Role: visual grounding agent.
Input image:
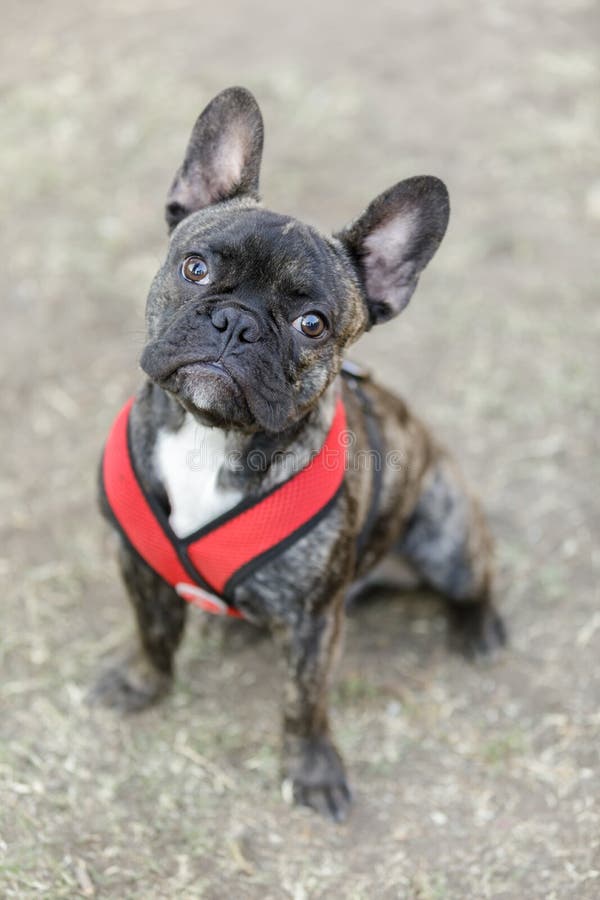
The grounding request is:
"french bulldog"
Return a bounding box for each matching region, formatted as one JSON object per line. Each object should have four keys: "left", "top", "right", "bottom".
{"left": 93, "top": 86, "right": 506, "bottom": 822}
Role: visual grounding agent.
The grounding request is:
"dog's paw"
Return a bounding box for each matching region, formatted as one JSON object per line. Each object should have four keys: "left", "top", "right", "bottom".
{"left": 87, "top": 651, "right": 171, "bottom": 713}
{"left": 282, "top": 735, "right": 352, "bottom": 823}
{"left": 448, "top": 600, "right": 507, "bottom": 662}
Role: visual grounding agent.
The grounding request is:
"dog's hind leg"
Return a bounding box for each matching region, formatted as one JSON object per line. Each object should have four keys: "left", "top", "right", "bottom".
{"left": 395, "top": 455, "right": 506, "bottom": 660}
{"left": 89, "top": 542, "right": 188, "bottom": 712}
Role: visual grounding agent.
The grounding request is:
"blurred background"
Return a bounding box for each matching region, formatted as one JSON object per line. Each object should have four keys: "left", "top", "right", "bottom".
{"left": 1, "top": 0, "right": 599, "bottom": 896}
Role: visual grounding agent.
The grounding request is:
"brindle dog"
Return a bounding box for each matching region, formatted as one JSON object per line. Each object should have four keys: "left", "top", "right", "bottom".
{"left": 92, "top": 87, "right": 506, "bottom": 822}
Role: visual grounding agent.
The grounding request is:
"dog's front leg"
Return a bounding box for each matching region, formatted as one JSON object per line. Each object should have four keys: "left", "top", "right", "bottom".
{"left": 89, "top": 543, "right": 187, "bottom": 712}
{"left": 273, "top": 590, "right": 351, "bottom": 822}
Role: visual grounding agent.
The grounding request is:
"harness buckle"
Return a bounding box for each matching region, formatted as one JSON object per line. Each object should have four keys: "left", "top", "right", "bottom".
{"left": 175, "top": 582, "right": 230, "bottom": 616}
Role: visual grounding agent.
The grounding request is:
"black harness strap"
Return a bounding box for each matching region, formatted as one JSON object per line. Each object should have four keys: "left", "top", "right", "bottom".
{"left": 341, "top": 361, "right": 385, "bottom": 560}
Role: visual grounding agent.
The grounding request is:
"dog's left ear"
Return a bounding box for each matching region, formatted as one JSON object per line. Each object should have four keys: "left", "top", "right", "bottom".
{"left": 165, "top": 86, "right": 264, "bottom": 232}
{"left": 337, "top": 176, "right": 450, "bottom": 325}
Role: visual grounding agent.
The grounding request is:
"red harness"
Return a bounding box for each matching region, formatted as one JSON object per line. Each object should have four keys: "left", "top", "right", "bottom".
{"left": 102, "top": 397, "right": 347, "bottom": 618}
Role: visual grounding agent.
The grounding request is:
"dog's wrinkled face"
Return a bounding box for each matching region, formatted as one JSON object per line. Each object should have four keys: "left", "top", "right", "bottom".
{"left": 141, "top": 201, "right": 366, "bottom": 432}
{"left": 140, "top": 87, "right": 450, "bottom": 433}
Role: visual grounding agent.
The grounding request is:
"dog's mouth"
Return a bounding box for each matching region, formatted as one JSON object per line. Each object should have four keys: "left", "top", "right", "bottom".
{"left": 157, "top": 358, "right": 258, "bottom": 429}
{"left": 175, "top": 359, "right": 233, "bottom": 380}
{"left": 142, "top": 352, "right": 237, "bottom": 393}
{"left": 140, "top": 343, "right": 295, "bottom": 433}
{"left": 164, "top": 358, "right": 241, "bottom": 398}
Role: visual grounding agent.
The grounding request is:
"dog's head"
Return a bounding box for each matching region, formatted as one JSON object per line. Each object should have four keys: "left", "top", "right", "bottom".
{"left": 140, "top": 87, "right": 450, "bottom": 432}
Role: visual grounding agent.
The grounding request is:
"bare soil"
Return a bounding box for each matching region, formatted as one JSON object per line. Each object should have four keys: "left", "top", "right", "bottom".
{"left": 1, "top": 0, "right": 599, "bottom": 897}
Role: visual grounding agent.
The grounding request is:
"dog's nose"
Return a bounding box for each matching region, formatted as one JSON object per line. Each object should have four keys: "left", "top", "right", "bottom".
{"left": 209, "top": 306, "right": 260, "bottom": 344}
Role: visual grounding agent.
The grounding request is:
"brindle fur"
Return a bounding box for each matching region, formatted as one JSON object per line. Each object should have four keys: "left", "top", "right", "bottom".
{"left": 91, "top": 87, "right": 506, "bottom": 822}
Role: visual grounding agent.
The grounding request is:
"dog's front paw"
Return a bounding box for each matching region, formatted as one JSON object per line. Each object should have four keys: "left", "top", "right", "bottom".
{"left": 87, "top": 650, "right": 172, "bottom": 713}
{"left": 282, "top": 735, "right": 352, "bottom": 823}
{"left": 448, "top": 600, "right": 507, "bottom": 662}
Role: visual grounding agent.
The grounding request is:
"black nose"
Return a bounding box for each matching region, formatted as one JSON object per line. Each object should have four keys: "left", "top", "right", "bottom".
{"left": 209, "top": 306, "right": 260, "bottom": 344}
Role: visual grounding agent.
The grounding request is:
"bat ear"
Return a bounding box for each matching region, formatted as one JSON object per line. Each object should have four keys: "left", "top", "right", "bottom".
{"left": 165, "top": 86, "right": 264, "bottom": 232}
{"left": 337, "top": 176, "right": 450, "bottom": 324}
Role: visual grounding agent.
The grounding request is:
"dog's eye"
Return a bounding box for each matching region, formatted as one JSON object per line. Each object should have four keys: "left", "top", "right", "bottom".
{"left": 292, "top": 312, "right": 328, "bottom": 338}
{"left": 181, "top": 255, "right": 210, "bottom": 284}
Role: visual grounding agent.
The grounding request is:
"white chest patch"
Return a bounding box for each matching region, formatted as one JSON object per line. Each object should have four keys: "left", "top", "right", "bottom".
{"left": 154, "top": 414, "right": 243, "bottom": 538}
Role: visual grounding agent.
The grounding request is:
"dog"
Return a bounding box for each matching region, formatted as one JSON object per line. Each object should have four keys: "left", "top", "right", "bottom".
{"left": 92, "top": 86, "right": 506, "bottom": 822}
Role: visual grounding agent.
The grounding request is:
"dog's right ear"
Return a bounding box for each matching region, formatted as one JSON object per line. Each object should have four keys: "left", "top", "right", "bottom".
{"left": 165, "top": 87, "right": 264, "bottom": 232}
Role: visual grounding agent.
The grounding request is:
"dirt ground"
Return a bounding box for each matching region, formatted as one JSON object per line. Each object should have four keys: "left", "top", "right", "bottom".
{"left": 1, "top": 0, "right": 599, "bottom": 897}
